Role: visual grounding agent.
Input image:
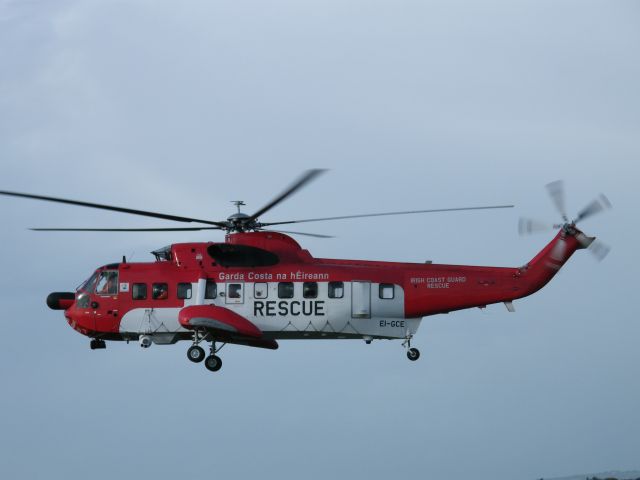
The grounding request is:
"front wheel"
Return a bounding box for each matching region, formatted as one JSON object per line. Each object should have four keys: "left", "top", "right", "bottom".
{"left": 187, "top": 345, "right": 206, "bottom": 363}
{"left": 90, "top": 339, "right": 106, "bottom": 350}
{"left": 407, "top": 348, "right": 420, "bottom": 361}
{"left": 204, "top": 355, "right": 222, "bottom": 372}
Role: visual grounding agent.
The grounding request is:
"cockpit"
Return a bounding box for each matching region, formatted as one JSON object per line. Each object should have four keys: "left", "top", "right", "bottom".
{"left": 75, "top": 266, "right": 120, "bottom": 308}
{"left": 95, "top": 271, "right": 118, "bottom": 295}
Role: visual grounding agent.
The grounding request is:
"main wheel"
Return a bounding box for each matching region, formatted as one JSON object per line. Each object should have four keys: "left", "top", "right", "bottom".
{"left": 407, "top": 347, "right": 420, "bottom": 361}
{"left": 204, "top": 355, "right": 223, "bottom": 372}
{"left": 187, "top": 345, "right": 206, "bottom": 363}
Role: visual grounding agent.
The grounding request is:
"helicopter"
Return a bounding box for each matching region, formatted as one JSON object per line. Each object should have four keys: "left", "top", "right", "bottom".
{"left": 0, "top": 171, "right": 611, "bottom": 373}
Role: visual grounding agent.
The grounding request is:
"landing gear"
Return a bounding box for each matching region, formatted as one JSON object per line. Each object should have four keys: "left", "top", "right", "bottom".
{"left": 187, "top": 345, "right": 206, "bottom": 363}
{"left": 192, "top": 338, "right": 225, "bottom": 373}
{"left": 187, "top": 329, "right": 208, "bottom": 365}
{"left": 90, "top": 339, "right": 106, "bottom": 350}
{"left": 204, "top": 355, "right": 222, "bottom": 372}
{"left": 402, "top": 336, "right": 420, "bottom": 362}
{"left": 407, "top": 347, "right": 420, "bottom": 361}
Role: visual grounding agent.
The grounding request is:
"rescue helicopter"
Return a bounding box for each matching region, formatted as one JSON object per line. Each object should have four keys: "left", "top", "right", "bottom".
{"left": 0, "top": 171, "right": 611, "bottom": 373}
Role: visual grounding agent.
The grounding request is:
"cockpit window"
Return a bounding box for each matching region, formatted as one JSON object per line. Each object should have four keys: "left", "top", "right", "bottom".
{"left": 77, "top": 272, "right": 98, "bottom": 292}
{"left": 95, "top": 271, "right": 118, "bottom": 295}
{"left": 76, "top": 292, "right": 90, "bottom": 308}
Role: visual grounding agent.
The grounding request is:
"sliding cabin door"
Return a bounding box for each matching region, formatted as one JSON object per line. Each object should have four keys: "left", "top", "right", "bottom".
{"left": 351, "top": 281, "right": 371, "bottom": 319}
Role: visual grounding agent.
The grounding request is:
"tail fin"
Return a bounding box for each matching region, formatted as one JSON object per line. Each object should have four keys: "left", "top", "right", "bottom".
{"left": 516, "top": 226, "right": 594, "bottom": 297}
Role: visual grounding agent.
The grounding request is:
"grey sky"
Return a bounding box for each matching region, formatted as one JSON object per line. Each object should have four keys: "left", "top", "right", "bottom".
{"left": 1, "top": 1, "right": 639, "bottom": 479}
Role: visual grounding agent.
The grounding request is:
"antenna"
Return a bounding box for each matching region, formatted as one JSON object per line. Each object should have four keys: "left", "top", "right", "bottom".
{"left": 231, "top": 201, "right": 246, "bottom": 214}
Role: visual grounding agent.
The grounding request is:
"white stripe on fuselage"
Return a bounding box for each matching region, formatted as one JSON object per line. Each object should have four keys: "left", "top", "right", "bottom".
{"left": 119, "top": 281, "right": 419, "bottom": 340}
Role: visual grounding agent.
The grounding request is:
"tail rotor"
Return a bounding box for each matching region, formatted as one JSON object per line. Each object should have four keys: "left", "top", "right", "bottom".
{"left": 519, "top": 181, "right": 612, "bottom": 262}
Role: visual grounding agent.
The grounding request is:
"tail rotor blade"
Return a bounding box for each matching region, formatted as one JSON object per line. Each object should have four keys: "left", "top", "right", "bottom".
{"left": 545, "top": 180, "right": 568, "bottom": 222}
{"left": 518, "top": 217, "right": 554, "bottom": 235}
{"left": 574, "top": 194, "right": 612, "bottom": 223}
{"left": 588, "top": 240, "right": 611, "bottom": 262}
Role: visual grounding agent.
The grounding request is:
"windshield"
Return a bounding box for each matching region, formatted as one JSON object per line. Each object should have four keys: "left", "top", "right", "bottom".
{"left": 77, "top": 271, "right": 98, "bottom": 292}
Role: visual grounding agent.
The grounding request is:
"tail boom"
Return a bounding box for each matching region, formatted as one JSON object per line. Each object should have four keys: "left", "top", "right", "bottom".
{"left": 405, "top": 228, "right": 592, "bottom": 317}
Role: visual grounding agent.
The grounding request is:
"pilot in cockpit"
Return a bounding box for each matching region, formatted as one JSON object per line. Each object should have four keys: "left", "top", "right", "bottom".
{"left": 97, "top": 271, "right": 118, "bottom": 295}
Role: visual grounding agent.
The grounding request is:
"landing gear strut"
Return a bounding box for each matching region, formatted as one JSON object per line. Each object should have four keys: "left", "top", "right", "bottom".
{"left": 187, "top": 329, "right": 207, "bottom": 363}
{"left": 90, "top": 339, "right": 106, "bottom": 350}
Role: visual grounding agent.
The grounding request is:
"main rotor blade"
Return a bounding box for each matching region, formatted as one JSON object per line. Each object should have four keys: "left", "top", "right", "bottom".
{"left": 262, "top": 229, "right": 334, "bottom": 239}
{"left": 262, "top": 205, "right": 514, "bottom": 227}
{"left": 0, "top": 190, "right": 227, "bottom": 227}
{"left": 249, "top": 169, "right": 326, "bottom": 221}
{"left": 30, "top": 227, "right": 224, "bottom": 232}
{"left": 545, "top": 180, "right": 568, "bottom": 222}
{"left": 574, "top": 194, "right": 612, "bottom": 223}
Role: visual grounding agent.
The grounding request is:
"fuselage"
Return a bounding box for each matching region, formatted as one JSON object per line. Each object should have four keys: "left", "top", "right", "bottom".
{"left": 59, "top": 229, "right": 588, "bottom": 346}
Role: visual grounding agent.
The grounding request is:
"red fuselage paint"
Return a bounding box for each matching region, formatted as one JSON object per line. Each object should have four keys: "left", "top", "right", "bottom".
{"left": 60, "top": 229, "right": 585, "bottom": 339}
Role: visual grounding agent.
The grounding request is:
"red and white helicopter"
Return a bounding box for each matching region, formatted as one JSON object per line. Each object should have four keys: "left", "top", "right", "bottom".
{"left": 0, "top": 171, "right": 610, "bottom": 372}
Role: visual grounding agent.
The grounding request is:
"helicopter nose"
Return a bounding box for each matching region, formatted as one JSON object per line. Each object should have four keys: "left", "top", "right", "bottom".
{"left": 46, "top": 292, "right": 75, "bottom": 310}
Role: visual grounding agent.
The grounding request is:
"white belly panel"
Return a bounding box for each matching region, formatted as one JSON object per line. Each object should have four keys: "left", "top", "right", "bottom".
{"left": 119, "top": 308, "right": 185, "bottom": 334}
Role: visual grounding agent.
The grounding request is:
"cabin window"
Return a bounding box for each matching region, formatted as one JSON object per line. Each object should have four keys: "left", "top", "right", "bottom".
{"left": 254, "top": 282, "right": 268, "bottom": 299}
{"left": 205, "top": 280, "right": 217, "bottom": 299}
{"left": 228, "top": 283, "right": 242, "bottom": 299}
{"left": 278, "top": 282, "right": 294, "bottom": 299}
{"left": 177, "top": 283, "right": 192, "bottom": 300}
{"left": 95, "top": 271, "right": 118, "bottom": 295}
{"left": 303, "top": 282, "right": 318, "bottom": 299}
{"left": 379, "top": 283, "right": 395, "bottom": 299}
{"left": 132, "top": 283, "right": 147, "bottom": 300}
{"left": 152, "top": 283, "right": 169, "bottom": 300}
{"left": 328, "top": 281, "right": 344, "bottom": 299}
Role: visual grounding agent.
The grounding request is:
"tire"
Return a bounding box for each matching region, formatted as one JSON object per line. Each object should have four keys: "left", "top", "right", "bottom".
{"left": 187, "top": 345, "right": 206, "bottom": 363}
{"left": 204, "top": 355, "right": 222, "bottom": 372}
{"left": 407, "top": 347, "right": 420, "bottom": 361}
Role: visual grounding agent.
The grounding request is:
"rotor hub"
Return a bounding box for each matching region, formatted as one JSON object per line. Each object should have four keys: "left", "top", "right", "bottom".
{"left": 226, "top": 212, "right": 251, "bottom": 222}
{"left": 225, "top": 212, "right": 260, "bottom": 232}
